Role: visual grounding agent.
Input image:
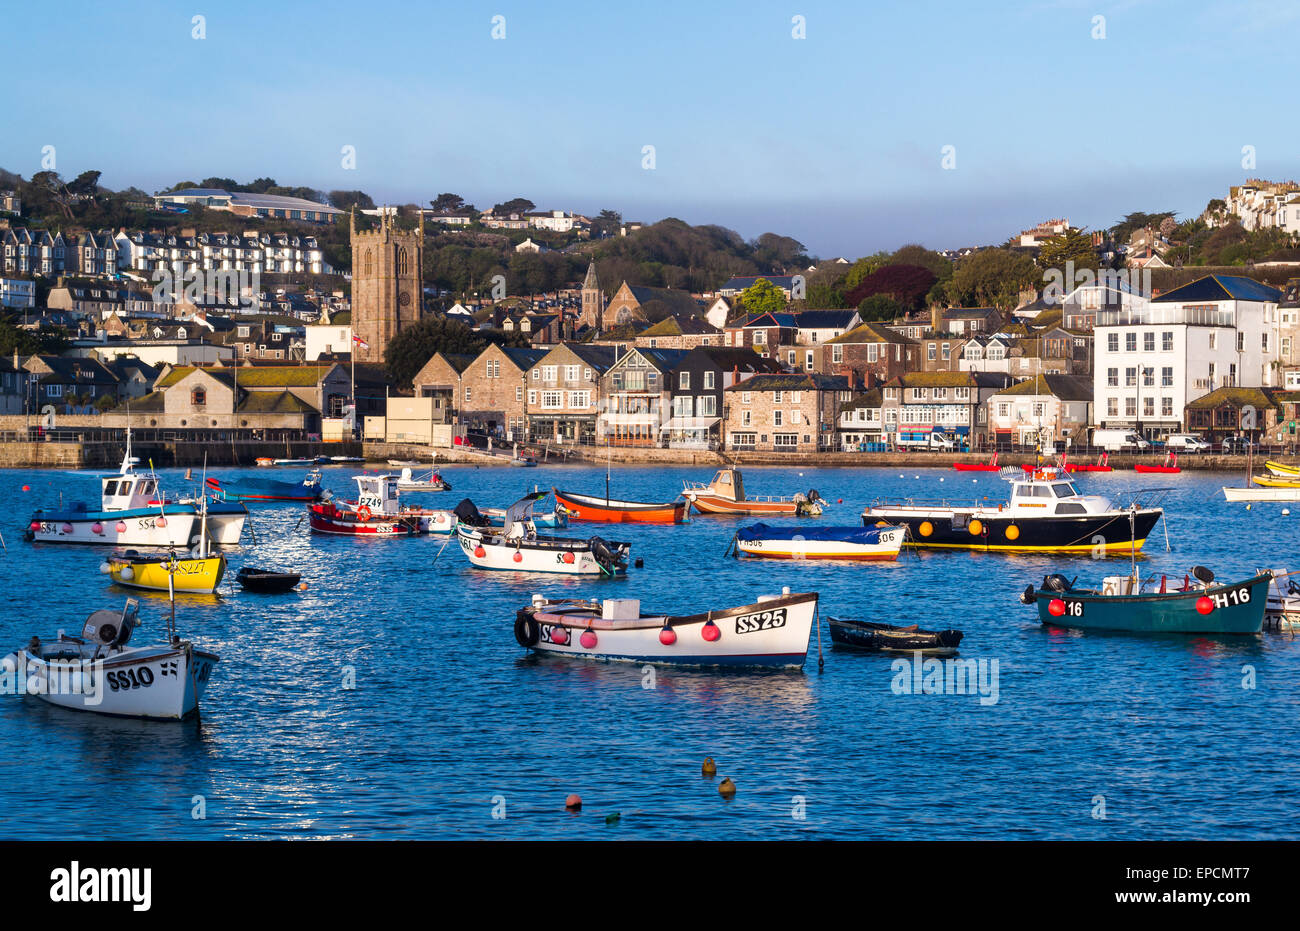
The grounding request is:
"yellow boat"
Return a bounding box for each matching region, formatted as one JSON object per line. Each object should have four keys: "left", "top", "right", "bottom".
{"left": 1265, "top": 460, "right": 1300, "bottom": 477}
{"left": 1253, "top": 475, "right": 1300, "bottom": 489}
{"left": 102, "top": 550, "right": 227, "bottom": 594}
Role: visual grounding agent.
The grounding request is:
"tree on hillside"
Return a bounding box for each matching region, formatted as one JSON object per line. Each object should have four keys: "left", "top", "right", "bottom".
{"left": 66, "top": 170, "right": 102, "bottom": 197}
{"left": 751, "top": 232, "right": 809, "bottom": 272}
{"left": 1111, "top": 211, "right": 1175, "bottom": 244}
{"left": 739, "top": 277, "right": 786, "bottom": 316}
{"left": 944, "top": 249, "right": 1039, "bottom": 309}
{"left": 493, "top": 197, "right": 535, "bottom": 216}
{"left": 591, "top": 208, "right": 622, "bottom": 238}
{"left": 383, "top": 317, "right": 531, "bottom": 386}
{"left": 844, "top": 264, "right": 937, "bottom": 313}
{"left": 199, "top": 177, "right": 239, "bottom": 190}
{"left": 431, "top": 193, "right": 467, "bottom": 213}
{"left": 856, "top": 294, "right": 906, "bottom": 323}
{"left": 331, "top": 190, "right": 375, "bottom": 211}
{"left": 842, "top": 252, "right": 893, "bottom": 292}
{"left": 1037, "top": 228, "right": 1099, "bottom": 274}
{"left": 889, "top": 244, "right": 952, "bottom": 279}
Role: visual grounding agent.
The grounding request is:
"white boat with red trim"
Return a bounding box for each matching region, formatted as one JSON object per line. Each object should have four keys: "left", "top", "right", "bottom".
{"left": 513, "top": 588, "right": 818, "bottom": 668}
{"left": 308, "top": 474, "right": 436, "bottom": 536}
{"left": 453, "top": 493, "right": 629, "bottom": 575}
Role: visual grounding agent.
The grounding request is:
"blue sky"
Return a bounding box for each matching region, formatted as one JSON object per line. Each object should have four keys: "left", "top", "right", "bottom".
{"left": 4, "top": 0, "right": 1299, "bottom": 256}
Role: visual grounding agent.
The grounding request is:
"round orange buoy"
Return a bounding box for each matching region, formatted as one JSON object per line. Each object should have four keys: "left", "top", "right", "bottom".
{"left": 580, "top": 629, "right": 597, "bottom": 649}
{"left": 473, "top": 546, "right": 486, "bottom": 558}
{"left": 297, "top": 582, "right": 309, "bottom": 592}
{"left": 21, "top": 485, "right": 29, "bottom": 492}
{"left": 512, "top": 551, "right": 523, "bottom": 563}
{"left": 1196, "top": 596, "right": 1214, "bottom": 615}
{"left": 565, "top": 794, "right": 582, "bottom": 810}
{"left": 718, "top": 777, "right": 736, "bottom": 797}
{"left": 968, "top": 519, "right": 983, "bottom": 536}
{"left": 1048, "top": 598, "right": 1066, "bottom": 617}
{"left": 701, "top": 757, "right": 717, "bottom": 776}
{"left": 919, "top": 521, "right": 933, "bottom": 537}
{"left": 562, "top": 551, "right": 575, "bottom": 564}
{"left": 1006, "top": 524, "right": 1020, "bottom": 541}
{"left": 837, "top": 498, "right": 843, "bottom": 504}
{"left": 156, "top": 517, "right": 167, "bottom": 528}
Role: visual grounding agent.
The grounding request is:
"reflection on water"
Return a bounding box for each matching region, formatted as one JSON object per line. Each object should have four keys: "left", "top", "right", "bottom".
{"left": 1, "top": 464, "right": 1298, "bottom": 839}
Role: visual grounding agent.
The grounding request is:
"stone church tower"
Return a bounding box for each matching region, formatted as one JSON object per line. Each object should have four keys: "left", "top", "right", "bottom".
{"left": 580, "top": 260, "right": 604, "bottom": 331}
{"left": 350, "top": 208, "right": 424, "bottom": 363}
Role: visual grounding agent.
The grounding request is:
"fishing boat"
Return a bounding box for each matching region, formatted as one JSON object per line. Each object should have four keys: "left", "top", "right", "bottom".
{"left": 510, "top": 455, "right": 537, "bottom": 467}
{"left": 205, "top": 469, "right": 322, "bottom": 502}
{"left": 732, "top": 523, "right": 905, "bottom": 561}
{"left": 861, "top": 465, "right": 1166, "bottom": 554}
{"left": 387, "top": 459, "right": 424, "bottom": 468}
{"left": 453, "top": 493, "right": 629, "bottom": 576}
{"left": 24, "top": 435, "right": 247, "bottom": 547}
{"left": 1265, "top": 460, "right": 1300, "bottom": 478}
{"left": 330, "top": 456, "right": 364, "bottom": 463}
{"left": 1223, "top": 484, "right": 1300, "bottom": 502}
{"left": 102, "top": 549, "right": 226, "bottom": 594}
{"left": 682, "top": 468, "right": 825, "bottom": 516}
{"left": 236, "top": 566, "right": 303, "bottom": 593}
{"left": 481, "top": 499, "right": 568, "bottom": 528}
{"left": 255, "top": 458, "right": 275, "bottom": 467}
{"left": 953, "top": 453, "right": 1000, "bottom": 472}
{"left": 1265, "top": 569, "right": 1300, "bottom": 630}
{"left": 395, "top": 467, "right": 451, "bottom": 492}
{"left": 1135, "top": 452, "right": 1181, "bottom": 474}
{"left": 1, "top": 598, "right": 219, "bottom": 720}
{"left": 308, "top": 474, "right": 452, "bottom": 536}
{"left": 1019, "top": 565, "right": 1270, "bottom": 634}
{"left": 1251, "top": 475, "right": 1300, "bottom": 488}
{"left": 513, "top": 588, "right": 819, "bottom": 668}
{"left": 827, "top": 617, "right": 963, "bottom": 654}
{"left": 273, "top": 457, "right": 317, "bottom": 467}
{"left": 553, "top": 488, "right": 687, "bottom": 524}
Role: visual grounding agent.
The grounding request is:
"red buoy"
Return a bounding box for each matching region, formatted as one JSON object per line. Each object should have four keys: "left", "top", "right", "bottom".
{"left": 701, "top": 620, "right": 721, "bottom": 642}
{"left": 512, "top": 551, "right": 523, "bottom": 563}
{"left": 565, "top": 794, "right": 582, "bottom": 810}
{"left": 474, "top": 546, "right": 486, "bottom": 558}
{"left": 61, "top": 523, "right": 73, "bottom": 534}
{"left": 659, "top": 625, "right": 677, "bottom": 645}
{"left": 551, "top": 626, "right": 569, "bottom": 645}
{"left": 29, "top": 521, "right": 40, "bottom": 532}
{"left": 1048, "top": 598, "right": 1066, "bottom": 617}
{"left": 21, "top": 485, "right": 29, "bottom": 492}
{"left": 156, "top": 517, "right": 167, "bottom": 528}
{"left": 1196, "top": 596, "right": 1214, "bottom": 615}
{"left": 562, "top": 551, "right": 575, "bottom": 564}
{"left": 116, "top": 521, "right": 127, "bottom": 533}
{"left": 92, "top": 523, "right": 103, "bottom": 535}
{"left": 580, "top": 629, "right": 597, "bottom": 649}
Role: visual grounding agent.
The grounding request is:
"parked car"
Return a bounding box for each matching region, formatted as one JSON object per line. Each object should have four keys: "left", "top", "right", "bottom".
{"left": 1164, "top": 433, "right": 1211, "bottom": 452}
{"left": 1221, "top": 436, "right": 1259, "bottom": 453}
{"left": 1092, "top": 429, "right": 1152, "bottom": 452}
{"left": 895, "top": 432, "right": 958, "bottom": 451}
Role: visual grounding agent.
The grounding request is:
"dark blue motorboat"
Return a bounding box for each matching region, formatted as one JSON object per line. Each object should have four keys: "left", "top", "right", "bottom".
{"left": 205, "top": 470, "right": 323, "bottom": 502}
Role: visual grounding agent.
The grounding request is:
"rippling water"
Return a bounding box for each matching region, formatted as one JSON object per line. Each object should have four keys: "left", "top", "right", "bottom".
{"left": 0, "top": 462, "right": 1296, "bottom": 840}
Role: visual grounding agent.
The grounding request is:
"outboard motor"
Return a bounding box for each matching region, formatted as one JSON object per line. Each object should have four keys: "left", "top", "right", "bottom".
{"left": 452, "top": 498, "right": 490, "bottom": 527}
{"left": 588, "top": 536, "right": 624, "bottom": 574}
{"left": 1043, "top": 574, "right": 1072, "bottom": 593}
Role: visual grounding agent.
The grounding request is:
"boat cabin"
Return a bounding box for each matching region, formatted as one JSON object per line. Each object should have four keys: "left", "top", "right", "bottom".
{"left": 704, "top": 469, "right": 746, "bottom": 502}
{"left": 100, "top": 468, "right": 161, "bottom": 512}
{"left": 352, "top": 474, "right": 401, "bottom": 517}
{"left": 1005, "top": 470, "right": 1102, "bottom": 516}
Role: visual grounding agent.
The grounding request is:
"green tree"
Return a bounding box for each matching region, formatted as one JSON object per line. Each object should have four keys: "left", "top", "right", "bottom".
{"left": 492, "top": 197, "right": 535, "bottom": 216}
{"left": 945, "top": 249, "right": 1039, "bottom": 309}
{"left": 330, "top": 190, "right": 375, "bottom": 211}
{"left": 430, "top": 193, "right": 467, "bottom": 213}
{"left": 1037, "top": 228, "right": 1099, "bottom": 275}
{"left": 842, "top": 252, "right": 892, "bottom": 292}
{"left": 739, "top": 277, "right": 786, "bottom": 316}
{"left": 591, "top": 209, "right": 622, "bottom": 237}
{"left": 856, "top": 294, "right": 905, "bottom": 322}
{"left": 382, "top": 317, "right": 529, "bottom": 387}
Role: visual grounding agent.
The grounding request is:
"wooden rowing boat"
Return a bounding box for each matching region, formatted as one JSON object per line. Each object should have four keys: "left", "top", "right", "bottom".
{"left": 552, "top": 488, "right": 687, "bottom": 524}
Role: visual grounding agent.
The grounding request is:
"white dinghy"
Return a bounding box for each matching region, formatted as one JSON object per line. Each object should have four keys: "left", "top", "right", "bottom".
{"left": 454, "top": 493, "right": 629, "bottom": 576}
{"left": 513, "top": 588, "right": 819, "bottom": 668}
{"left": 1, "top": 598, "right": 219, "bottom": 720}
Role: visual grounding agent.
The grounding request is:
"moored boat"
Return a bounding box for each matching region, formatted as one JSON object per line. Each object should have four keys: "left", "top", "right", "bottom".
{"left": 395, "top": 467, "right": 451, "bottom": 492}
{"left": 1135, "top": 452, "right": 1180, "bottom": 473}
{"left": 236, "top": 566, "right": 303, "bottom": 593}
{"left": 682, "top": 468, "right": 824, "bottom": 516}
{"left": 862, "top": 466, "right": 1166, "bottom": 555}
{"left": 1265, "top": 460, "right": 1300, "bottom": 478}
{"left": 1019, "top": 566, "right": 1270, "bottom": 634}
{"left": 307, "top": 474, "right": 426, "bottom": 536}
{"left": 453, "top": 494, "right": 629, "bottom": 575}
{"left": 273, "top": 458, "right": 318, "bottom": 467}
{"left": 1251, "top": 475, "right": 1300, "bottom": 488}
{"left": 1222, "top": 484, "right": 1300, "bottom": 502}
{"left": 827, "top": 617, "right": 963, "bottom": 654}
{"left": 1265, "top": 569, "right": 1300, "bottom": 630}
{"left": 205, "top": 470, "right": 322, "bottom": 502}
{"left": 733, "top": 523, "right": 904, "bottom": 561}
{"left": 514, "top": 589, "right": 819, "bottom": 668}
{"left": 102, "top": 549, "right": 226, "bottom": 594}
{"left": 1, "top": 599, "right": 219, "bottom": 720}
{"left": 953, "top": 453, "right": 1000, "bottom": 472}
{"left": 553, "top": 487, "right": 687, "bottom": 524}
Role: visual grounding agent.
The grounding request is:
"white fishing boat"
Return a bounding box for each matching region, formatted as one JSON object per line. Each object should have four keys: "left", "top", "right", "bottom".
{"left": 396, "top": 467, "right": 451, "bottom": 492}
{"left": 1, "top": 599, "right": 219, "bottom": 720}
{"left": 453, "top": 493, "right": 629, "bottom": 575}
{"left": 24, "top": 433, "right": 246, "bottom": 547}
{"left": 513, "top": 589, "right": 819, "bottom": 668}
{"left": 1266, "top": 569, "right": 1300, "bottom": 630}
{"left": 1222, "top": 485, "right": 1300, "bottom": 502}
{"left": 308, "top": 474, "right": 454, "bottom": 536}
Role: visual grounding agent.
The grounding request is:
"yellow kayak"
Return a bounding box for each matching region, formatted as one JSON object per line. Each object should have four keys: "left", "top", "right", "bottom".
{"left": 1265, "top": 460, "right": 1300, "bottom": 477}
{"left": 1253, "top": 475, "right": 1300, "bottom": 489}
{"left": 102, "top": 551, "right": 227, "bottom": 594}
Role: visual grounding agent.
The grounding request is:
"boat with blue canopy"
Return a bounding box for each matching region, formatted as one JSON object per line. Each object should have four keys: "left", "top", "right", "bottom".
{"left": 732, "top": 523, "right": 905, "bottom": 561}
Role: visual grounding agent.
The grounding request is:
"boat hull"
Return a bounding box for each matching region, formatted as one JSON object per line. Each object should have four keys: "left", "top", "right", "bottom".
{"left": 106, "top": 554, "right": 226, "bottom": 594}
{"left": 827, "top": 617, "right": 963, "bottom": 654}
{"left": 1032, "top": 574, "right": 1270, "bottom": 634}
{"left": 456, "top": 526, "right": 626, "bottom": 575}
{"left": 862, "top": 507, "right": 1163, "bottom": 554}
{"left": 16, "top": 645, "right": 218, "bottom": 720}
{"left": 553, "top": 489, "right": 687, "bottom": 524}
{"left": 1134, "top": 465, "right": 1180, "bottom": 473}
{"left": 734, "top": 524, "right": 904, "bottom": 560}
{"left": 308, "top": 512, "right": 423, "bottom": 536}
{"left": 520, "top": 592, "right": 817, "bottom": 668}
{"left": 686, "top": 494, "right": 803, "bottom": 516}
{"left": 206, "top": 475, "right": 321, "bottom": 502}
{"left": 1223, "top": 485, "right": 1300, "bottom": 502}
{"left": 1265, "top": 460, "right": 1300, "bottom": 477}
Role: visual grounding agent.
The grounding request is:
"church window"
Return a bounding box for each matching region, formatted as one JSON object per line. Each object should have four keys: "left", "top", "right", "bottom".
{"left": 363, "top": 250, "right": 373, "bottom": 277}
{"left": 398, "top": 247, "right": 409, "bottom": 276}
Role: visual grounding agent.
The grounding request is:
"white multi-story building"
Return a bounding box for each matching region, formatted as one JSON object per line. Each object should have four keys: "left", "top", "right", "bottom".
{"left": 0, "top": 277, "right": 35, "bottom": 308}
{"left": 1217, "top": 181, "right": 1300, "bottom": 232}
{"left": 1093, "top": 275, "right": 1282, "bottom": 437}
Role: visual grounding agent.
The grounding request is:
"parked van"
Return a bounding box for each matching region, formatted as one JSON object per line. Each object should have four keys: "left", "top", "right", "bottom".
{"left": 895, "top": 432, "right": 958, "bottom": 451}
{"left": 1092, "top": 429, "right": 1152, "bottom": 452}
{"left": 1163, "top": 433, "right": 1211, "bottom": 452}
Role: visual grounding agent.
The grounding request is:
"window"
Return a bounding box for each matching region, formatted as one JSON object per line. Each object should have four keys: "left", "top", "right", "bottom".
{"left": 1107, "top": 398, "right": 1118, "bottom": 417}
{"left": 1107, "top": 367, "right": 1118, "bottom": 387}
{"left": 787, "top": 350, "right": 796, "bottom": 366}
{"left": 584, "top": 368, "right": 592, "bottom": 381}
{"left": 1236, "top": 332, "right": 1245, "bottom": 352}
{"left": 542, "top": 365, "right": 557, "bottom": 383}
{"left": 1209, "top": 332, "right": 1217, "bottom": 351}
{"left": 805, "top": 352, "right": 814, "bottom": 372}
{"left": 773, "top": 411, "right": 784, "bottom": 426}
{"left": 486, "top": 359, "right": 499, "bottom": 378}
{"left": 191, "top": 387, "right": 206, "bottom": 407}
{"left": 790, "top": 392, "right": 801, "bottom": 403}
{"left": 47, "top": 384, "right": 63, "bottom": 397}
{"left": 1162, "top": 331, "right": 1173, "bottom": 351}
{"left": 941, "top": 343, "right": 951, "bottom": 360}
{"left": 704, "top": 371, "right": 715, "bottom": 390}
{"left": 1229, "top": 363, "right": 1237, "bottom": 386}
{"left": 998, "top": 403, "right": 1010, "bottom": 417}
{"left": 528, "top": 390, "right": 537, "bottom": 405}
{"left": 699, "top": 395, "right": 717, "bottom": 416}
{"left": 1108, "top": 333, "right": 1119, "bottom": 352}
{"left": 1262, "top": 332, "right": 1269, "bottom": 352}
{"left": 532, "top": 368, "right": 539, "bottom": 381}
{"left": 568, "top": 391, "right": 589, "bottom": 408}
{"left": 741, "top": 410, "right": 752, "bottom": 426}
{"left": 730, "top": 432, "right": 756, "bottom": 447}
{"left": 1143, "top": 367, "right": 1154, "bottom": 387}
{"left": 752, "top": 330, "right": 766, "bottom": 345}
{"left": 955, "top": 387, "right": 969, "bottom": 400}
{"left": 1162, "top": 397, "right": 1173, "bottom": 417}
{"left": 1161, "top": 366, "right": 1173, "bottom": 387}
{"left": 541, "top": 391, "right": 563, "bottom": 409}
{"left": 832, "top": 345, "right": 843, "bottom": 364}
{"left": 1033, "top": 402, "right": 1045, "bottom": 418}
{"left": 1125, "top": 367, "right": 1136, "bottom": 387}
{"left": 934, "top": 388, "right": 946, "bottom": 400}
{"left": 565, "top": 365, "right": 580, "bottom": 382}
{"left": 516, "top": 386, "right": 523, "bottom": 401}
{"left": 928, "top": 345, "right": 936, "bottom": 361}
{"left": 679, "top": 372, "right": 690, "bottom": 390}
{"left": 464, "top": 387, "right": 472, "bottom": 402}
{"left": 742, "top": 392, "right": 751, "bottom": 404}
{"left": 773, "top": 434, "right": 799, "bottom": 449}
{"left": 774, "top": 391, "right": 782, "bottom": 402}
{"left": 1144, "top": 397, "right": 1155, "bottom": 417}
{"left": 867, "top": 344, "right": 878, "bottom": 363}
{"left": 912, "top": 388, "right": 924, "bottom": 400}
{"left": 1125, "top": 397, "right": 1136, "bottom": 416}
{"left": 1143, "top": 331, "right": 1155, "bottom": 352}
{"left": 1125, "top": 333, "right": 1137, "bottom": 352}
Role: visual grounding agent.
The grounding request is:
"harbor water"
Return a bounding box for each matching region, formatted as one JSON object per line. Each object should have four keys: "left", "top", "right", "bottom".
{"left": 0, "top": 463, "right": 1296, "bottom": 839}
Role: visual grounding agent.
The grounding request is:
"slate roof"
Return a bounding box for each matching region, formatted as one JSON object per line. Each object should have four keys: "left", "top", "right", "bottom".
{"left": 993, "top": 374, "right": 1093, "bottom": 401}
{"left": 1153, "top": 275, "right": 1282, "bottom": 304}
{"left": 561, "top": 343, "right": 620, "bottom": 373}
{"left": 637, "top": 315, "right": 721, "bottom": 337}
{"left": 681, "top": 346, "right": 784, "bottom": 373}
{"left": 1185, "top": 386, "right": 1281, "bottom": 412}
{"left": 827, "top": 322, "right": 917, "bottom": 345}
{"left": 794, "top": 309, "right": 858, "bottom": 329}
{"left": 726, "top": 373, "right": 849, "bottom": 392}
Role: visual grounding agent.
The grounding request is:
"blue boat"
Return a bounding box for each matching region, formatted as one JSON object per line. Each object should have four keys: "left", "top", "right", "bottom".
{"left": 205, "top": 470, "right": 323, "bottom": 502}
{"left": 1020, "top": 566, "right": 1270, "bottom": 634}
{"left": 732, "top": 523, "right": 905, "bottom": 561}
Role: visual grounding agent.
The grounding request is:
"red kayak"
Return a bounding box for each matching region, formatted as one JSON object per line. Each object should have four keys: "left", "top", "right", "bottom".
{"left": 553, "top": 488, "right": 687, "bottom": 524}
{"left": 954, "top": 454, "right": 999, "bottom": 472}
{"left": 1067, "top": 464, "right": 1113, "bottom": 472}
{"left": 1134, "top": 464, "right": 1181, "bottom": 474}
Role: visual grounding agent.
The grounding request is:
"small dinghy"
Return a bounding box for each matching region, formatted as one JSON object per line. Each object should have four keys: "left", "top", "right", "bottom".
{"left": 206, "top": 469, "right": 322, "bottom": 502}
{"left": 1265, "top": 460, "right": 1300, "bottom": 478}
{"left": 553, "top": 488, "right": 687, "bottom": 524}
{"left": 827, "top": 617, "right": 963, "bottom": 654}
{"left": 514, "top": 589, "right": 819, "bottom": 668}
{"left": 454, "top": 494, "right": 629, "bottom": 576}
{"left": 1020, "top": 565, "right": 1270, "bottom": 634}
{"left": 1, "top": 598, "right": 218, "bottom": 720}
{"left": 1135, "top": 452, "right": 1180, "bottom": 474}
{"left": 396, "top": 467, "right": 451, "bottom": 492}
{"left": 953, "top": 453, "right": 1000, "bottom": 472}
{"left": 273, "top": 458, "right": 317, "bottom": 467}
{"left": 236, "top": 566, "right": 303, "bottom": 593}
{"left": 733, "top": 523, "right": 905, "bottom": 561}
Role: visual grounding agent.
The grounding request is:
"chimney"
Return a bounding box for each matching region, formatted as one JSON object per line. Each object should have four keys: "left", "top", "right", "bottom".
{"left": 931, "top": 305, "right": 942, "bottom": 334}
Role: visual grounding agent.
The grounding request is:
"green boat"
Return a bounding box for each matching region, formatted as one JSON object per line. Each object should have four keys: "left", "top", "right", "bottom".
{"left": 1019, "top": 566, "right": 1270, "bottom": 634}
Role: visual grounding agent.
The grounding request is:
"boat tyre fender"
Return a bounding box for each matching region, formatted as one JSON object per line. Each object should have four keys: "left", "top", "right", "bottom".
{"left": 514, "top": 610, "right": 540, "bottom": 647}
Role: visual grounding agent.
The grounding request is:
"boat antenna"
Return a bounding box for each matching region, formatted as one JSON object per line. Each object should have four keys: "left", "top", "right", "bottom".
{"left": 1129, "top": 504, "right": 1138, "bottom": 581}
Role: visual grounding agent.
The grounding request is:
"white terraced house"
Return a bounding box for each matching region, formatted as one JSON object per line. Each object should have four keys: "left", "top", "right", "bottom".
{"left": 1092, "top": 275, "right": 1282, "bottom": 439}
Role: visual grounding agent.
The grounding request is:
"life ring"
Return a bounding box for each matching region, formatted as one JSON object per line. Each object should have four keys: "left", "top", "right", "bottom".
{"left": 514, "top": 611, "right": 540, "bottom": 647}
{"left": 357, "top": 505, "right": 372, "bottom": 522}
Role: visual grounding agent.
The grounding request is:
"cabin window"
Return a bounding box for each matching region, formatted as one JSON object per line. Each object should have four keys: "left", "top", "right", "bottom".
{"left": 1056, "top": 503, "right": 1086, "bottom": 514}
{"left": 103, "top": 480, "right": 119, "bottom": 496}
{"left": 139, "top": 480, "right": 155, "bottom": 496}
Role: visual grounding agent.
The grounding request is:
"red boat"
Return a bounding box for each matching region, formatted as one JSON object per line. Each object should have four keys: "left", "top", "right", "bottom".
{"left": 308, "top": 474, "right": 426, "bottom": 536}
{"left": 553, "top": 488, "right": 687, "bottom": 524}
{"left": 1024, "top": 453, "right": 1112, "bottom": 473}
{"left": 953, "top": 453, "right": 1000, "bottom": 472}
{"left": 1135, "top": 452, "right": 1180, "bottom": 474}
